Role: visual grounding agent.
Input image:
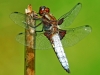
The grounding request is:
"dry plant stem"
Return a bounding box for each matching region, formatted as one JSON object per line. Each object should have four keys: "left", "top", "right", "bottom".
{"left": 25, "top": 12, "right": 36, "bottom": 75}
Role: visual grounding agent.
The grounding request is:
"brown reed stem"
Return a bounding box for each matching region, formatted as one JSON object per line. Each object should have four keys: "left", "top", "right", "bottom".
{"left": 24, "top": 5, "right": 38, "bottom": 75}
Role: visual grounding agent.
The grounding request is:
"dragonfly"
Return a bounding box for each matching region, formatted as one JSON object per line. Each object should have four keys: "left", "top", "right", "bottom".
{"left": 10, "top": 3, "right": 91, "bottom": 73}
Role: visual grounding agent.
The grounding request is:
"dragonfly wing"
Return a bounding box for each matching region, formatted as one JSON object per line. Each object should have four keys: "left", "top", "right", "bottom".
{"left": 16, "top": 31, "right": 52, "bottom": 50}
{"left": 36, "top": 32, "right": 52, "bottom": 50}
{"left": 16, "top": 32, "right": 26, "bottom": 46}
{"left": 58, "top": 3, "right": 82, "bottom": 29}
{"left": 61, "top": 25, "right": 92, "bottom": 47}
{"left": 10, "top": 12, "right": 27, "bottom": 29}
{"left": 15, "top": 25, "right": 91, "bottom": 49}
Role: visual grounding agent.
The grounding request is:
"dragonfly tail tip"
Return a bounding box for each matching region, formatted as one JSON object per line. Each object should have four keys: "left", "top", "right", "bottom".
{"left": 77, "top": 2, "right": 82, "bottom": 6}
{"left": 66, "top": 68, "right": 70, "bottom": 73}
{"left": 85, "top": 25, "right": 90, "bottom": 27}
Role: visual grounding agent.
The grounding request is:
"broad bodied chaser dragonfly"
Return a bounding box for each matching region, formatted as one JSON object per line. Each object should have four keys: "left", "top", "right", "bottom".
{"left": 10, "top": 3, "right": 91, "bottom": 73}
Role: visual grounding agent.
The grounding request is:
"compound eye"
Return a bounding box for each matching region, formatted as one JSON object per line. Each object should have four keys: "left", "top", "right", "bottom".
{"left": 39, "top": 6, "right": 50, "bottom": 15}
{"left": 45, "top": 8, "right": 50, "bottom": 13}
{"left": 39, "top": 10, "right": 43, "bottom": 15}
{"left": 39, "top": 8, "right": 44, "bottom": 15}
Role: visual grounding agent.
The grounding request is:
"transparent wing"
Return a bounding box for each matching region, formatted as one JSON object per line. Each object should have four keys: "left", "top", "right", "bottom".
{"left": 35, "top": 32, "right": 52, "bottom": 50}
{"left": 16, "top": 25, "right": 91, "bottom": 49}
{"left": 36, "top": 25, "right": 92, "bottom": 49}
{"left": 10, "top": 12, "right": 43, "bottom": 30}
{"left": 16, "top": 32, "right": 26, "bottom": 46}
{"left": 62, "top": 25, "right": 92, "bottom": 47}
{"left": 16, "top": 31, "right": 52, "bottom": 50}
{"left": 58, "top": 3, "right": 82, "bottom": 29}
{"left": 10, "top": 12, "right": 27, "bottom": 29}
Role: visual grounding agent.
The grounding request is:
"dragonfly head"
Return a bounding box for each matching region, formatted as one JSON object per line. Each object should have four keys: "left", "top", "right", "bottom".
{"left": 39, "top": 6, "right": 50, "bottom": 16}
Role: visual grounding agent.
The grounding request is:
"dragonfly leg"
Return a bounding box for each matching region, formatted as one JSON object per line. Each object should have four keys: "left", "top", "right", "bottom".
{"left": 36, "top": 29, "right": 43, "bottom": 32}
{"left": 36, "top": 25, "right": 44, "bottom": 32}
{"left": 35, "top": 22, "right": 42, "bottom": 28}
{"left": 30, "top": 22, "right": 42, "bottom": 28}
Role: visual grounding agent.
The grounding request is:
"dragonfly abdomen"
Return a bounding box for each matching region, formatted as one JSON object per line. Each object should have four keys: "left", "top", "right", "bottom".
{"left": 52, "top": 33, "right": 70, "bottom": 73}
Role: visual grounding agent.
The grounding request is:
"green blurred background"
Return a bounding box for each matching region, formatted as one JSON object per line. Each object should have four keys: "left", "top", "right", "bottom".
{"left": 0, "top": 0, "right": 100, "bottom": 75}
